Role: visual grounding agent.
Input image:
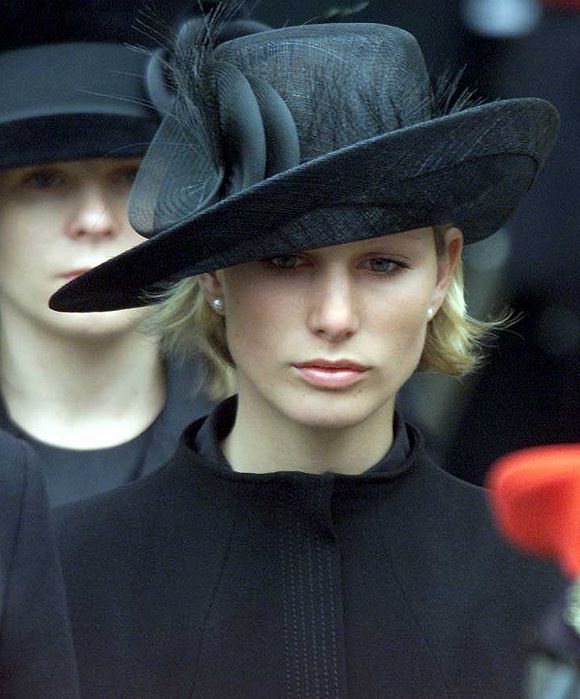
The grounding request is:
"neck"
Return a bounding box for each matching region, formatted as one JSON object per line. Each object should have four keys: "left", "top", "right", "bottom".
{"left": 0, "top": 312, "right": 165, "bottom": 449}
{"left": 221, "top": 391, "right": 395, "bottom": 476}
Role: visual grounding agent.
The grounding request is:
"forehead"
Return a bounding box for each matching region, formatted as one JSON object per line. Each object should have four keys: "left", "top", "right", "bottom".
{"left": 0, "top": 156, "right": 141, "bottom": 182}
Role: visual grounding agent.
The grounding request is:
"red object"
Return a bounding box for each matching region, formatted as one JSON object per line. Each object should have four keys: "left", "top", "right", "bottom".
{"left": 487, "top": 444, "right": 580, "bottom": 579}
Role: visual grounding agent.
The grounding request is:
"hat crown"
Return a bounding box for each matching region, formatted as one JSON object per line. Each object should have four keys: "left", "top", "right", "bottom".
{"left": 216, "top": 24, "right": 432, "bottom": 162}
{"left": 130, "top": 23, "right": 434, "bottom": 236}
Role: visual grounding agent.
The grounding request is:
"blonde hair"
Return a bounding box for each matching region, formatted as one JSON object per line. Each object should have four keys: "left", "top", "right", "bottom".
{"left": 144, "top": 225, "right": 506, "bottom": 399}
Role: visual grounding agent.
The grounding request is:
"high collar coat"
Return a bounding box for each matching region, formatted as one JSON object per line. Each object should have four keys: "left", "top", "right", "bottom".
{"left": 56, "top": 405, "right": 564, "bottom": 698}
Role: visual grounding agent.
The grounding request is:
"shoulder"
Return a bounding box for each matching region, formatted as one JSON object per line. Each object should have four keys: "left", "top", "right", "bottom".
{"left": 0, "top": 431, "right": 79, "bottom": 698}
{"left": 402, "top": 427, "right": 563, "bottom": 587}
{"left": 55, "top": 437, "right": 208, "bottom": 572}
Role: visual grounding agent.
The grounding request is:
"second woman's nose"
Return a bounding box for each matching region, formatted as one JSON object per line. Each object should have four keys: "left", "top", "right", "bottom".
{"left": 66, "top": 185, "right": 117, "bottom": 240}
{"left": 307, "top": 268, "right": 360, "bottom": 343}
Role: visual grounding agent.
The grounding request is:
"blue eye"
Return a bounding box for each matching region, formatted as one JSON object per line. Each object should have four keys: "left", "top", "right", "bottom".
{"left": 365, "top": 258, "right": 398, "bottom": 273}
{"left": 269, "top": 255, "right": 303, "bottom": 269}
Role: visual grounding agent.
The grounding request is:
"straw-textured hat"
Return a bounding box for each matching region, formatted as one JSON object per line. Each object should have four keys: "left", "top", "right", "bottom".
{"left": 50, "top": 21, "right": 559, "bottom": 313}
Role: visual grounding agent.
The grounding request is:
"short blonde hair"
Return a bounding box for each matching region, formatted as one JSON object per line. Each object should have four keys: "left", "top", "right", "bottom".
{"left": 144, "top": 225, "right": 505, "bottom": 399}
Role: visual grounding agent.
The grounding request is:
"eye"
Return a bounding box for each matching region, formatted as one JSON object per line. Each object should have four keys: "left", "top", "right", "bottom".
{"left": 112, "top": 166, "right": 139, "bottom": 186}
{"left": 362, "top": 257, "right": 401, "bottom": 274}
{"left": 20, "top": 168, "right": 64, "bottom": 191}
{"left": 267, "top": 255, "right": 304, "bottom": 270}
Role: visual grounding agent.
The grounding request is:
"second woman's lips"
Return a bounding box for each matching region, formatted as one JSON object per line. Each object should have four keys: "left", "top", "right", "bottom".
{"left": 60, "top": 268, "right": 92, "bottom": 281}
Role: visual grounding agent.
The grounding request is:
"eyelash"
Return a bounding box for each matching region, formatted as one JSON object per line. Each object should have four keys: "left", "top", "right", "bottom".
{"left": 266, "top": 255, "right": 408, "bottom": 275}
{"left": 21, "top": 170, "right": 64, "bottom": 189}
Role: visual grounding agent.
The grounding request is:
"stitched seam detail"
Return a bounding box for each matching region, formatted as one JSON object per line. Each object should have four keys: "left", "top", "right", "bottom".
{"left": 296, "top": 516, "right": 312, "bottom": 696}
{"left": 279, "top": 512, "right": 293, "bottom": 698}
{"left": 187, "top": 513, "right": 241, "bottom": 699}
{"left": 308, "top": 527, "right": 322, "bottom": 698}
{"left": 375, "top": 511, "right": 455, "bottom": 699}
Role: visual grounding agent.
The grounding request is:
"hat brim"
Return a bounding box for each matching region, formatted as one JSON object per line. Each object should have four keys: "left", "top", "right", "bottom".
{"left": 0, "top": 113, "right": 157, "bottom": 171}
{"left": 50, "top": 97, "right": 558, "bottom": 313}
{"left": 0, "top": 43, "right": 158, "bottom": 170}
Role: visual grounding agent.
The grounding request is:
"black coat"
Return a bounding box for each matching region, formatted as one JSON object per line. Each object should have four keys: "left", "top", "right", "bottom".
{"left": 0, "top": 431, "right": 78, "bottom": 698}
{"left": 56, "top": 404, "right": 563, "bottom": 699}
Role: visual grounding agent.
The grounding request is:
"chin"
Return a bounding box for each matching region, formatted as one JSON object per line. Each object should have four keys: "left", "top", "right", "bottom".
{"left": 282, "top": 394, "right": 387, "bottom": 432}
{"left": 48, "top": 308, "right": 149, "bottom": 340}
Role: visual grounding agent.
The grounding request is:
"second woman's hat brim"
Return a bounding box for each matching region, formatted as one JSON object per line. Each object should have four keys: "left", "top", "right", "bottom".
{"left": 50, "top": 96, "right": 558, "bottom": 313}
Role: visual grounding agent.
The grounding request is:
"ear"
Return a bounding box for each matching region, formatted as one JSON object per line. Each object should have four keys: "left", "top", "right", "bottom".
{"left": 429, "top": 226, "right": 463, "bottom": 314}
{"left": 197, "top": 271, "right": 224, "bottom": 303}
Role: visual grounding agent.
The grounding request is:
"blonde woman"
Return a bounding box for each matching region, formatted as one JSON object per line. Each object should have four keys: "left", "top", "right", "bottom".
{"left": 53, "top": 18, "right": 564, "bottom": 698}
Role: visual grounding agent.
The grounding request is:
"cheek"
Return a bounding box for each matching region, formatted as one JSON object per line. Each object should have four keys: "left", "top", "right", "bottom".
{"left": 0, "top": 218, "right": 35, "bottom": 279}
{"left": 372, "top": 289, "right": 430, "bottom": 359}
{"left": 118, "top": 226, "right": 146, "bottom": 251}
{"left": 223, "top": 284, "right": 291, "bottom": 370}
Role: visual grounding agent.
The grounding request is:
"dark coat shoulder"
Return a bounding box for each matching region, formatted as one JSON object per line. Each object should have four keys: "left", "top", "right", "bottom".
{"left": 0, "top": 431, "right": 79, "bottom": 698}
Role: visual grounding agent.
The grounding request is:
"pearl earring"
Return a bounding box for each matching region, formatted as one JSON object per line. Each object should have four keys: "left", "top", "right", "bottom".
{"left": 426, "top": 307, "right": 434, "bottom": 321}
{"left": 212, "top": 298, "right": 224, "bottom": 313}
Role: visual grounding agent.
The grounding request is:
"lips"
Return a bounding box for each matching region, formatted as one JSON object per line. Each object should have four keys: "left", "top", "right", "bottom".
{"left": 292, "top": 359, "right": 369, "bottom": 389}
{"left": 60, "top": 268, "right": 92, "bottom": 281}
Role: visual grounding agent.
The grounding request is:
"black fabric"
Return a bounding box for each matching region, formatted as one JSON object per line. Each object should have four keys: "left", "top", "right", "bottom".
{"left": 0, "top": 0, "right": 197, "bottom": 48}
{"left": 0, "top": 430, "right": 79, "bottom": 698}
{"left": 0, "top": 43, "right": 159, "bottom": 170}
{"left": 56, "top": 401, "right": 564, "bottom": 698}
{"left": 0, "top": 360, "right": 213, "bottom": 506}
{"left": 14, "top": 423, "right": 158, "bottom": 508}
{"left": 445, "top": 7, "right": 580, "bottom": 484}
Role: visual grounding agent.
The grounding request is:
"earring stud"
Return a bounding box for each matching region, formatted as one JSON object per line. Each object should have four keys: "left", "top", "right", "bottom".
{"left": 426, "top": 307, "right": 434, "bottom": 321}
{"left": 211, "top": 298, "right": 224, "bottom": 312}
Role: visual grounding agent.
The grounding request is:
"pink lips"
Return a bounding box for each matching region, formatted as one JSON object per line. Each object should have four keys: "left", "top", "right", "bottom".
{"left": 292, "top": 359, "right": 368, "bottom": 389}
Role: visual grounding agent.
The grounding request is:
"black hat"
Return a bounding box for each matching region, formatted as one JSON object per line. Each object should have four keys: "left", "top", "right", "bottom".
{"left": 0, "top": 0, "right": 210, "bottom": 170}
{"left": 50, "top": 22, "right": 559, "bottom": 313}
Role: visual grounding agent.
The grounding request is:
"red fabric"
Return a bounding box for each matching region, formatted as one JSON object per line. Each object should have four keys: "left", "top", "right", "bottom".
{"left": 487, "top": 444, "right": 580, "bottom": 579}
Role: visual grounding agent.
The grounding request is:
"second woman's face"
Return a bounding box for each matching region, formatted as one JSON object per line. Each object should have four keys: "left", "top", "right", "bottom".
{"left": 202, "top": 227, "right": 461, "bottom": 431}
{"left": 0, "top": 157, "right": 147, "bottom": 340}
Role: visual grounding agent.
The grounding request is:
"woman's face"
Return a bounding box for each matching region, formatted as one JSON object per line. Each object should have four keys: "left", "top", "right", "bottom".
{"left": 201, "top": 227, "right": 462, "bottom": 431}
{"left": 0, "top": 157, "right": 148, "bottom": 340}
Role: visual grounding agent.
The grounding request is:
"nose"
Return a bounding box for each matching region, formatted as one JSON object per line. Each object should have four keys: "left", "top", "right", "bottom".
{"left": 66, "top": 185, "right": 117, "bottom": 240}
{"left": 307, "top": 267, "right": 360, "bottom": 342}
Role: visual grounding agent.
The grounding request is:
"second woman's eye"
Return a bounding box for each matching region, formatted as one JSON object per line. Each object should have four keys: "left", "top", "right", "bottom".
{"left": 268, "top": 255, "right": 304, "bottom": 270}
{"left": 21, "top": 169, "right": 64, "bottom": 191}
{"left": 111, "top": 166, "right": 139, "bottom": 187}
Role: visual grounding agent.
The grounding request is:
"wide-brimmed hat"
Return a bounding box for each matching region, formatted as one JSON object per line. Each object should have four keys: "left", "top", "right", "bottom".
{"left": 50, "top": 21, "right": 559, "bottom": 313}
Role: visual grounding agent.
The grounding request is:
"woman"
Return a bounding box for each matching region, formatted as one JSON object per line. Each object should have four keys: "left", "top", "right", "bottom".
{"left": 52, "top": 18, "right": 564, "bottom": 698}
{"left": 0, "top": 0, "right": 213, "bottom": 505}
